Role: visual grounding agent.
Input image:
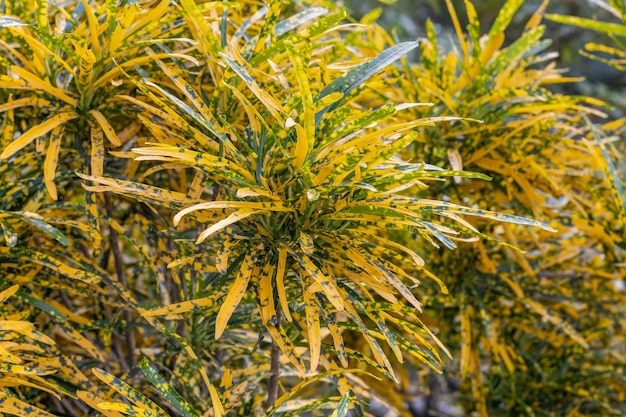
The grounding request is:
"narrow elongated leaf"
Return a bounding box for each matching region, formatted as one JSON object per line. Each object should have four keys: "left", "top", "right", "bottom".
{"left": 546, "top": 14, "right": 626, "bottom": 37}
{"left": 196, "top": 209, "right": 263, "bottom": 243}
{"left": 215, "top": 252, "right": 254, "bottom": 339}
{"left": 174, "top": 201, "right": 293, "bottom": 225}
{"left": 179, "top": 0, "right": 221, "bottom": 56}
{"left": 275, "top": 7, "right": 328, "bottom": 36}
{"left": 93, "top": 368, "right": 168, "bottom": 416}
{"left": 0, "top": 247, "right": 101, "bottom": 284}
{"left": 43, "top": 126, "right": 64, "bottom": 200}
{"left": 77, "top": 173, "right": 204, "bottom": 209}
{"left": 139, "top": 359, "right": 202, "bottom": 417}
{"left": 0, "top": 112, "right": 79, "bottom": 159}
{"left": 289, "top": 249, "right": 344, "bottom": 311}
{"left": 89, "top": 110, "right": 121, "bottom": 146}
{"left": 7, "top": 66, "right": 77, "bottom": 105}
{"left": 97, "top": 402, "right": 162, "bottom": 417}
{"left": 487, "top": 0, "right": 524, "bottom": 42}
{"left": 302, "top": 281, "right": 321, "bottom": 372}
{"left": 0, "top": 16, "right": 29, "bottom": 27}
{"left": 249, "top": 10, "right": 347, "bottom": 66}
{"left": 4, "top": 211, "right": 69, "bottom": 246}
{"left": 0, "top": 392, "right": 56, "bottom": 417}
{"left": 0, "top": 285, "right": 19, "bottom": 303}
{"left": 268, "top": 369, "right": 374, "bottom": 415}
{"left": 329, "top": 393, "right": 350, "bottom": 417}
{"left": 76, "top": 391, "right": 125, "bottom": 417}
{"left": 275, "top": 246, "right": 292, "bottom": 322}
{"left": 316, "top": 40, "right": 420, "bottom": 122}
{"left": 220, "top": 52, "right": 285, "bottom": 124}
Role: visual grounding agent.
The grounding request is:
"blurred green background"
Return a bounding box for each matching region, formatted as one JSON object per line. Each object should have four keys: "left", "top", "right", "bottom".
{"left": 342, "top": 0, "right": 626, "bottom": 118}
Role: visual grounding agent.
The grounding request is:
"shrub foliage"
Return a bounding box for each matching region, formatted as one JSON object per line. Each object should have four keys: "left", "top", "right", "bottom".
{"left": 0, "top": 0, "right": 624, "bottom": 416}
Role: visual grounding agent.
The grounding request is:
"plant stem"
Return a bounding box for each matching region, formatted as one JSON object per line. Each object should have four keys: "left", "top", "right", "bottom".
{"left": 266, "top": 309, "right": 282, "bottom": 408}
{"left": 104, "top": 193, "right": 136, "bottom": 368}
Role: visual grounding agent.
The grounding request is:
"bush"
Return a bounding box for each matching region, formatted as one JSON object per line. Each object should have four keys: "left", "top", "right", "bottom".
{"left": 0, "top": 0, "right": 623, "bottom": 416}
{"left": 390, "top": 1, "right": 626, "bottom": 415}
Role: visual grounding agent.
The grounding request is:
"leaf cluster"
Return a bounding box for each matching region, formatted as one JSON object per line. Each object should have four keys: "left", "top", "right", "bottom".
{"left": 0, "top": 0, "right": 624, "bottom": 416}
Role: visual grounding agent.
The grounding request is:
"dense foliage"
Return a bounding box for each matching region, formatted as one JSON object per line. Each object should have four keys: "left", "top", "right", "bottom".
{"left": 0, "top": 0, "right": 623, "bottom": 416}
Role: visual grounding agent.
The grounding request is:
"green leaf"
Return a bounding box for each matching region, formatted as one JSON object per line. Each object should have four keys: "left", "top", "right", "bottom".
{"left": 583, "top": 114, "right": 626, "bottom": 227}
{"left": 0, "top": 246, "right": 102, "bottom": 284}
{"left": 316, "top": 40, "right": 420, "bottom": 123}
{"left": 0, "top": 16, "right": 29, "bottom": 28}
{"left": 489, "top": 26, "right": 545, "bottom": 72}
{"left": 487, "top": 0, "right": 524, "bottom": 42}
{"left": 329, "top": 393, "right": 350, "bottom": 417}
{"left": 142, "top": 79, "right": 228, "bottom": 144}
{"left": 249, "top": 10, "right": 347, "bottom": 67}
{"left": 139, "top": 358, "right": 201, "bottom": 417}
{"left": 546, "top": 14, "right": 626, "bottom": 37}
{"left": 275, "top": 7, "right": 328, "bottom": 36}
{"left": 92, "top": 368, "right": 168, "bottom": 416}
{"left": 281, "top": 397, "right": 343, "bottom": 417}
{"left": 3, "top": 211, "right": 69, "bottom": 246}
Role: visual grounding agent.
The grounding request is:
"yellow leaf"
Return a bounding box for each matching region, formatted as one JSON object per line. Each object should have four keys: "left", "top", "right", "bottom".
{"left": 109, "top": 3, "right": 140, "bottom": 53}
{"left": 77, "top": 48, "right": 96, "bottom": 91}
{"left": 236, "top": 187, "right": 278, "bottom": 200}
{"left": 77, "top": 391, "right": 124, "bottom": 417}
{"left": 289, "top": 119, "right": 308, "bottom": 170}
{"left": 174, "top": 201, "right": 293, "bottom": 225}
{"left": 77, "top": 173, "right": 204, "bottom": 209}
{"left": 290, "top": 250, "right": 344, "bottom": 311}
{"left": 208, "top": 383, "right": 225, "bottom": 417}
{"left": 0, "top": 285, "right": 19, "bottom": 303}
{"left": 0, "top": 247, "right": 101, "bottom": 285}
{"left": 92, "top": 368, "right": 168, "bottom": 416}
{"left": 89, "top": 109, "right": 121, "bottom": 146}
{"left": 257, "top": 263, "right": 276, "bottom": 325}
{"left": 302, "top": 283, "right": 321, "bottom": 373}
{"left": 90, "top": 123, "right": 105, "bottom": 179}
{"left": 299, "top": 231, "right": 314, "bottom": 255}
{"left": 0, "top": 96, "right": 51, "bottom": 113}
{"left": 78, "top": 0, "right": 101, "bottom": 56}
{"left": 460, "top": 304, "right": 473, "bottom": 380}
{"left": 196, "top": 209, "right": 262, "bottom": 243}
{"left": 265, "top": 324, "right": 306, "bottom": 376}
{"left": 525, "top": 0, "right": 549, "bottom": 30}
{"left": 43, "top": 126, "right": 64, "bottom": 200}
{"left": 97, "top": 402, "right": 161, "bottom": 417}
{"left": 444, "top": 0, "right": 469, "bottom": 61}
{"left": 327, "top": 319, "right": 348, "bottom": 367}
{"left": 9, "top": 66, "right": 76, "bottom": 105}
{"left": 179, "top": 0, "right": 221, "bottom": 56}
{"left": 215, "top": 253, "right": 255, "bottom": 339}
{"left": 275, "top": 246, "right": 292, "bottom": 322}
{"left": 481, "top": 32, "right": 505, "bottom": 65}
{"left": 142, "top": 296, "right": 218, "bottom": 317}
{"left": 0, "top": 112, "right": 78, "bottom": 160}
{"left": 219, "top": 367, "right": 233, "bottom": 405}
{"left": 0, "top": 391, "right": 57, "bottom": 417}
{"left": 286, "top": 40, "right": 314, "bottom": 151}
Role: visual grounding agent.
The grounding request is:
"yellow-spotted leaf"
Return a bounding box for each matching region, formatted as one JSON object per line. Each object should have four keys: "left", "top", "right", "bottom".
{"left": 215, "top": 253, "right": 255, "bottom": 339}
{"left": 42, "top": 126, "right": 64, "bottom": 200}
{"left": 0, "top": 112, "right": 79, "bottom": 160}
{"left": 89, "top": 109, "right": 121, "bottom": 147}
